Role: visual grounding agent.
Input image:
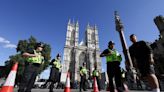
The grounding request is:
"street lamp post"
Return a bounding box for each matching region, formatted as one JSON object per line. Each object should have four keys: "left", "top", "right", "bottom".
{"left": 114, "top": 11, "right": 136, "bottom": 86}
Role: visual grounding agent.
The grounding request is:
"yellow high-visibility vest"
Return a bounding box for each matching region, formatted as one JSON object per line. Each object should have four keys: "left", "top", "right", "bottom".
{"left": 92, "top": 70, "right": 99, "bottom": 77}
{"left": 122, "top": 73, "right": 125, "bottom": 78}
{"left": 80, "top": 67, "right": 87, "bottom": 75}
{"left": 27, "top": 50, "right": 44, "bottom": 64}
{"left": 106, "top": 49, "right": 122, "bottom": 63}
{"left": 53, "top": 59, "right": 62, "bottom": 69}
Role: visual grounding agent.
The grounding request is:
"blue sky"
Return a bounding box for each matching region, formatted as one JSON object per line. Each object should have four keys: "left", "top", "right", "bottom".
{"left": 0, "top": 0, "right": 164, "bottom": 79}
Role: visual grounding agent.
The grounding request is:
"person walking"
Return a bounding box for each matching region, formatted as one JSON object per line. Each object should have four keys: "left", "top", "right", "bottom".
{"left": 100, "top": 41, "right": 123, "bottom": 92}
{"left": 79, "top": 62, "right": 88, "bottom": 92}
{"left": 129, "top": 34, "right": 160, "bottom": 92}
{"left": 49, "top": 54, "right": 62, "bottom": 92}
{"left": 18, "top": 42, "right": 44, "bottom": 92}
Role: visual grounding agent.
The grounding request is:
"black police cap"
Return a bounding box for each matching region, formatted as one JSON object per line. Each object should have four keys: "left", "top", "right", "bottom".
{"left": 36, "top": 42, "right": 44, "bottom": 47}
{"left": 56, "top": 53, "right": 61, "bottom": 57}
{"left": 108, "top": 41, "right": 115, "bottom": 45}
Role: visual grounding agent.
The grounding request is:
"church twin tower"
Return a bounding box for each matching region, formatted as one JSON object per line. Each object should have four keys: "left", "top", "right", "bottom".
{"left": 61, "top": 19, "right": 102, "bottom": 82}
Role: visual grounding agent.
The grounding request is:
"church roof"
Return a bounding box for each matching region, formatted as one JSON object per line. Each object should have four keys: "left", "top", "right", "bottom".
{"left": 79, "top": 40, "right": 85, "bottom": 46}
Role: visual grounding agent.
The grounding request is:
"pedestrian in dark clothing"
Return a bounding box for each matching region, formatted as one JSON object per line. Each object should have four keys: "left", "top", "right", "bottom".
{"left": 49, "top": 54, "right": 62, "bottom": 92}
{"left": 100, "top": 41, "right": 123, "bottom": 92}
{"left": 18, "top": 42, "right": 44, "bottom": 92}
{"left": 129, "top": 34, "right": 160, "bottom": 92}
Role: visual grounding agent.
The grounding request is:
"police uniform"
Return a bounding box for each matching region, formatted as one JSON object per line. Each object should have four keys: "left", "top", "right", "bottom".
{"left": 100, "top": 41, "right": 123, "bottom": 92}
{"left": 92, "top": 69, "right": 101, "bottom": 91}
{"left": 49, "top": 58, "right": 62, "bottom": 92}
{"left": 18, "top": 49, "right": 44, "bottom": 92}
{"left": 121, "top": 69, "right": 126, "bottom": 82}
{"left": 80, "top": 66, "right": 88, "bottom": 91}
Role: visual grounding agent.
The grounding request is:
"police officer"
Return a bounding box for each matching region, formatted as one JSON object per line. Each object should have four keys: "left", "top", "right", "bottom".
{"left": 100, "top": 41, "right": 123, "bottom": 92}
{"left": 92, "top": 62, "right": 101, "bottom": 91}
{"left": 18, "top": 42, "right": 44, "bottom": 92}
{"left": 80, "top": 62, "right": 88, "bottom": 92}
{"left": 49, "top": 54, "right": 62, "bottom": 92}
{"left": 121, "top": 68, "right": 126, "bottom": 83}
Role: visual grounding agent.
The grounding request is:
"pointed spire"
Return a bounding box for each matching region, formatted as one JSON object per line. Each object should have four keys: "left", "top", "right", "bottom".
{"left": 87, "top": 22, "right": 90, "bottom": 28}
{"left": 94, "top": 24, "right": 97, "bottom": 30}
{"left": 68, "top": 19, "right": 71, "bottom": 25}
{"left": 79, "top": 39, "right": 85, "bottom": 46}
{"left": 76, "top": 21, "right": 79, "bottom": 26}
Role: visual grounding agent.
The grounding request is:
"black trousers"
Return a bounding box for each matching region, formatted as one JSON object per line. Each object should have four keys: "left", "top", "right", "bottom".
{"left": 107, "top": 61, "right": 123, "bottom": 92}
{"left": 18, "top": 63, "right": 40, "bottom": 92}
{"left": 49, "top": 67, "right": 60, "bottom": 92}
{"left": 80, "top": 75, "right": 87, "bottom": 91}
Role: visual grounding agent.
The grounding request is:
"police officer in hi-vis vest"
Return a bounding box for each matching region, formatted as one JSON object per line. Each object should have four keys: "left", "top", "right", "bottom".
{"left": 92, "top": 62, "right": 101, "bottom": 91}
{"left": 100, "top": 41, "right": 123, "bottom": 92}
{"left": 80, "top": 62, "right": 88, "bottom": 92}
{"left": 49, "top": 54, "right": 62, "bottom": 92}
{"left": 18, "top": 42, "right": 44, "bottom": 92}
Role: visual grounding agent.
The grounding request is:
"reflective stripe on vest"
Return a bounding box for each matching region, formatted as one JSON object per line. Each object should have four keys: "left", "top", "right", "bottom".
{"left": 53, "top": 59, "right": 61, "bottom": 69}
{"left": 106, "top": 49, "right": 122, "bottom": 62}
{"left": 27, "top": 50, "right": 43, "bottom": 64}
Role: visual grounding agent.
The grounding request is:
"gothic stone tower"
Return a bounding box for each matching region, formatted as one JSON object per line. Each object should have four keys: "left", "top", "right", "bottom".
{"left": 61, "top": 20, "right": 101, "bottom": 82}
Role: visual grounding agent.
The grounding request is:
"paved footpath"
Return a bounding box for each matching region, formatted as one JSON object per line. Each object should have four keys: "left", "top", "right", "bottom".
{"left": 13, "top": 88, "right": 164, "bottom": 92}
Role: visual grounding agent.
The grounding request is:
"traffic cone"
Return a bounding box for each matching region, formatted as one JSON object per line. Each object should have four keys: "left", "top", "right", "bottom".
{"left": 0, "top": 62, "right": 18, "bottom": 92}
{"left": 64, "top": 72, "right": 71, "bottom": 92}
{"left": 93, "top": 77, "right": 99, "bottom": 92}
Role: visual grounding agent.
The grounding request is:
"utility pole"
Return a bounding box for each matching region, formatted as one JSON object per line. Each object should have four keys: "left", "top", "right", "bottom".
{"left": 114, "top": 11, "right": 136, "bottom": 86}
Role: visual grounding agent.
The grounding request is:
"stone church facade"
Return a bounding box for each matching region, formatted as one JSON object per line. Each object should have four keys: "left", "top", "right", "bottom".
{"left": 61, "top": 20, "right": 102, "bottom": 82}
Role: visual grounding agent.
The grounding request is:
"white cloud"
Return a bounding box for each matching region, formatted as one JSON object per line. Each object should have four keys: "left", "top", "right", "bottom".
{"left": 0, "top": 36, "right": 16, "bottom": 49}
{"left": 3, "top": 44, "right": 17, "bottom": 49}
{"left": 0, "top": 37, "right": 10, "bottom": 44}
